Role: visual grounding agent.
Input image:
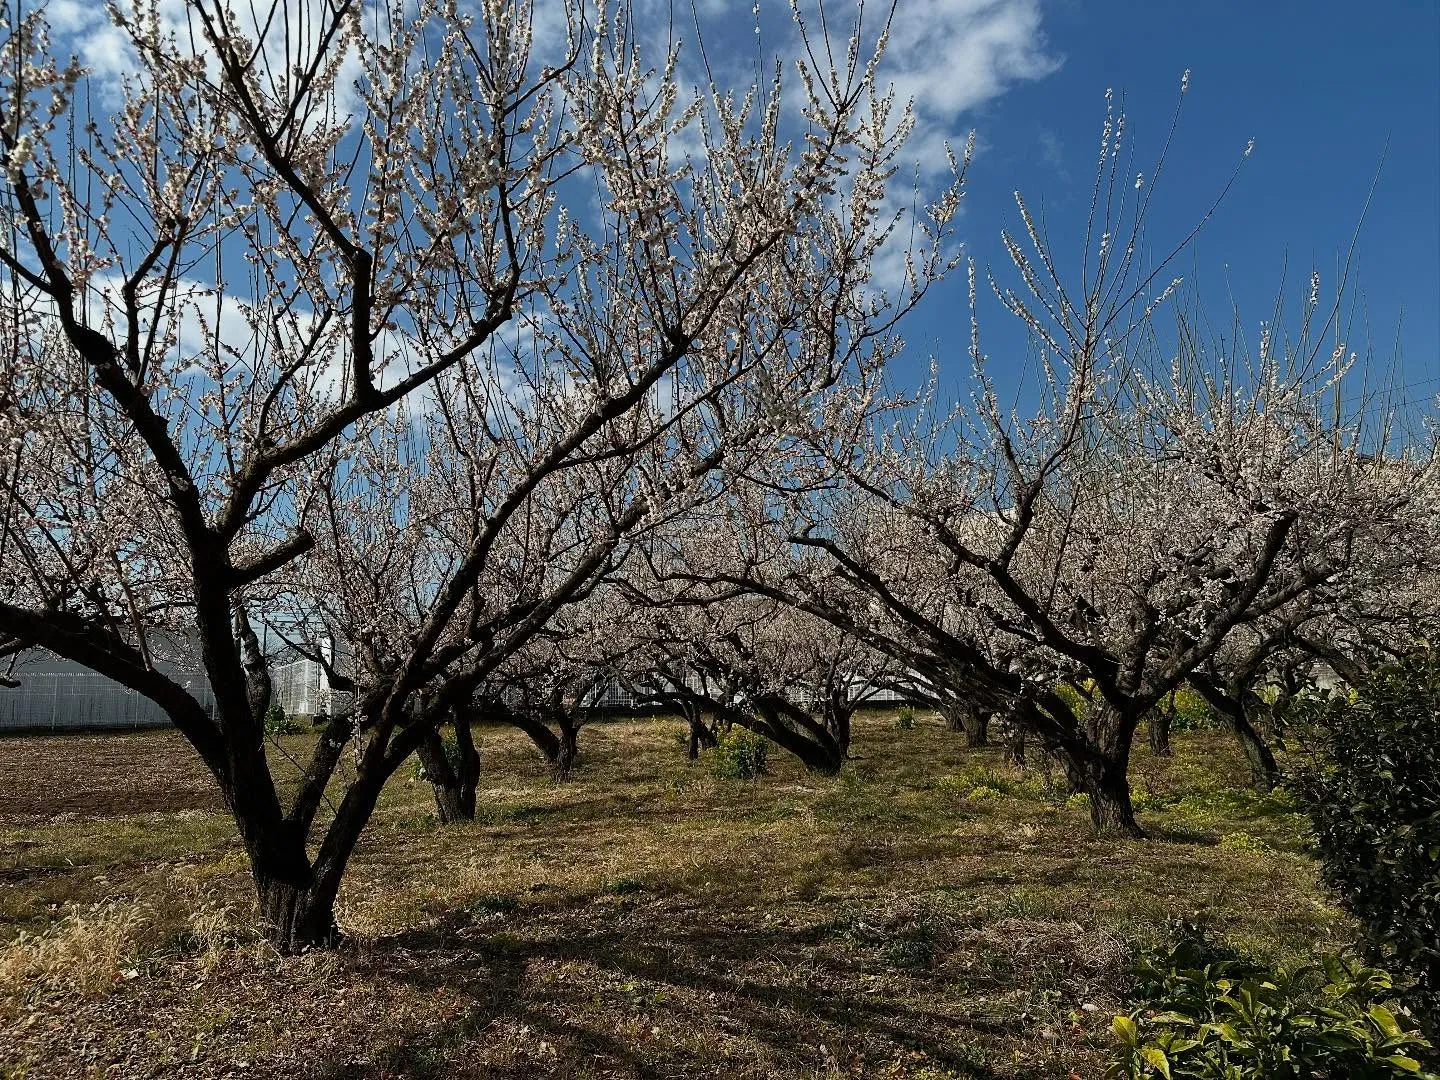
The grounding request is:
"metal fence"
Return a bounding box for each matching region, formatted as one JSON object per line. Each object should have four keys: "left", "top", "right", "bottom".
{"left": 0, "top": 672, "right": 214, "bottom": 732}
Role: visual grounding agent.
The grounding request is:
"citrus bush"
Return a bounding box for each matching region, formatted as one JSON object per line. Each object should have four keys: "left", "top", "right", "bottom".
{"left": 1105, "top": 950, "right": 1435, "bottom": 1079}
{"left": 1288, "top": 653, "right": 1440, "bottom": 1027}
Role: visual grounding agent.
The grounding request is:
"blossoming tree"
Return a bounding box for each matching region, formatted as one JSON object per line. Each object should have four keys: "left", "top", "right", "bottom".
{"left": 0, "top": 0, "right": 958, "bottom": 947}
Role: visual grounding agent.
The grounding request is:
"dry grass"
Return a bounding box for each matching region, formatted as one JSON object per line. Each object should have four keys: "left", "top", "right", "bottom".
{"left": 0, "top": 714, "right": 1349, "bottom": 1079}
{"left": 0, "top": 901, "right": 149, "bottom": 1015}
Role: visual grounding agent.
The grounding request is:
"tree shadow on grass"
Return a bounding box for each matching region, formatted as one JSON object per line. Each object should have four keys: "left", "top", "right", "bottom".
{"left": 302, "top": 890, "right": 1011, "bottom": 1079}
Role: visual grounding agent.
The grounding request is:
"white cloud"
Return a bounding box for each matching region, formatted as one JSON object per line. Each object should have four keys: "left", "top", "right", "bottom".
{"left": 885, "top": 0, "right": 1058, "bottom": 175}
{"left": 49, "top": 0, "right": 365, "bottom": 121}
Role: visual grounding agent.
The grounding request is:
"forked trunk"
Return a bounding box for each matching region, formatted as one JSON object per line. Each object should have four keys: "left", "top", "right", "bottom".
{"left": 500, "top": 708, "right": 577, "bottom": 778}
{"left": 256, "top": 871, "right": 338, "bottom": 954}
{"left": 240, "top": 821, "right": 341, "bottom": 953}
{"left": 1061, "top": 701, "right": 1145, "bottom": 837}
{"left": 828, "top": 703, "right": 853, "bottom": 762}
{"left": 418, "top": 721, "right": 480, "bottom": 823}
{"left": 686, "top": 711, "right": 718, "bottom": 760}
{"left": 748, "top": 704, "right": 845, "bottom": 775}
{"left": 234, "top": 730, "right": 393, "bottom": 953}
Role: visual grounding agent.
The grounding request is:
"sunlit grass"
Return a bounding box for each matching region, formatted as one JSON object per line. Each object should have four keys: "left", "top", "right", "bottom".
{"left": 0, "top": 714, "right": 1350, "bottom": 1078}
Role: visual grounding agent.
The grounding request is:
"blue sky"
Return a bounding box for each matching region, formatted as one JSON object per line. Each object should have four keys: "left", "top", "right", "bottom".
{"left": 880, "top": 0, "right": 1440, "bottom": 428}
{"left": 41, "top": 0, "right": 1439, "bottom": 433}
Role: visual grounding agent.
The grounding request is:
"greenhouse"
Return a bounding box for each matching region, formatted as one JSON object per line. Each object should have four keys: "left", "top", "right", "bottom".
{"left": 0, "top": 647, "right": 214, "bottom": 733}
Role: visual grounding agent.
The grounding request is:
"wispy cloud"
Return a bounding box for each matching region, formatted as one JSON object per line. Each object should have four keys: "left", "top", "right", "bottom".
{"left": 884, "top": 0, "right": 1059, "bottom": 177}
{"left": 1037, "top": 126, "right": 1071, "bottom": 183}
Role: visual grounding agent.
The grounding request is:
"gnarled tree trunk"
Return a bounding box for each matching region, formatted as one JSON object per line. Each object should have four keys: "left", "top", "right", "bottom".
{"left": 554, "top": 719, "right": 580, "bottom": 780}
{"left": 1080, "top": 753, "right": 1142, "bottom": 835}
{"left": 418, "top": 716, "right": 481, "bottom": 823}
{"left": 944, "top": 701, "right": 990, "bottom": 747}
{"left": 678, "top": 701, "right": 718, "bottom": 760}
{"left": 254, "top": 866, "right": 338, "bottom": 953}
{"left": 1232, "top": 710, "right": 1279, "bottom": 792}
{"left": 1041, "top": 700, "right": 1144, "bottom": 837}
{"left": 499, "top": 706, "right": 582, "bottom": 779}
{"left": 747, "top": 698, "right": 846, "bottom": 774}
{"left": 1188, "top": 677, "right": 1279, "bottom": 793}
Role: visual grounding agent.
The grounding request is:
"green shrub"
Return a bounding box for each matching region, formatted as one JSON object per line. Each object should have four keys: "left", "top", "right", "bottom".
{"left": 710, "top": 726, "right": 768, "bottom": 780}
{"left": 1105, "top": 947, "right": 1436, "bottom": 1079}
{"left": 895, "top": 706, "right": 917, "bottom": 730}
{"left": 1288, "top": 653, "right": 1440, "bottom": 1026}
{"left": 1054, "top": 680, "right": 1091, "bottom": 718}
{"left": 941, "top": 765, "right": 1016, "bottom": 800}
{"left": 1166, "top": 686, "right": 1223, "bottom": 732}
{"left": 470, "top": 893, "right": 518, "bottom": 916}
{"left": 263, "top": 703, "right": 301, "bottom": 736}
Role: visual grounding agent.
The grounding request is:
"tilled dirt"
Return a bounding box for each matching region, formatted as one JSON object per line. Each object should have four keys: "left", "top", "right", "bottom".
{"left": 0, "top": 731, "right": 223, "bottom": 818}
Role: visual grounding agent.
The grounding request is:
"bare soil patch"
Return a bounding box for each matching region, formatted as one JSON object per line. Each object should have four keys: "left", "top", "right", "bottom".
{"left": 0, "top": 730, "right": 223, "bottom": 819}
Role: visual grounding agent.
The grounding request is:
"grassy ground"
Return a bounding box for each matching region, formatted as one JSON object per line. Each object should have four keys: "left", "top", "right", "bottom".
{"left": 0, "top": 713, "right": 1349, "bottom": 1079}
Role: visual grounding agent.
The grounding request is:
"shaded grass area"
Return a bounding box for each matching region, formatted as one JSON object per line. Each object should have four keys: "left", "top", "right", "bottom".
{"left": 0, "top": 715, "right": 1346, "bottom": 1078}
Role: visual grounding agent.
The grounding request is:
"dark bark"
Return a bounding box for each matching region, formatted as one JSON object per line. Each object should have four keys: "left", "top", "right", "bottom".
{"left": 1008, "top": 724, "right": 1026, "bottom": 766}
{"left": 554, "top": 720, "right": 580, "bottom": 780}
{"left": 750, "top": 695, "right": 848, "bottom": 774}
{"left": 500, "top": 707, "right": 563, "bottom": 765}
{"left": 684, "top": 704, "right": 717, "bottom": 760}
{"left": 1039, "top": 699, "right": 1144, "bottom": 837}
{"left": 1188, "top": 676, "right": 1280, "bottom": 793}
{"left": 255, "top": 869, "right": 336, "bottom": 954}
{"left": 944, "top": 701, "right": 990, "bottom": 747}
{"left": 1147, "top": 704, "right": 1172, "bottom": 756}
{"left": 495, "top": 695, "right": 585, "bottom": 780}
{"left": 1263, "top": 683, "right": 1293, "bottom": 739}
{"left": 1083, "top": 756, "right": 1143, "bottom": 836}
{"left": 749, "top": 717, "right": 844, "bottom": 774}
{"left": 289, "top": 715, "right": 355, "bottom": 835}
{"left": 823, "top": 695, "right": 854, "bottom": 762}
{"left": 1232, "top": 711, "right": 1279, "bottom": 792}
{"left": 963, "top": 706, "right": 989, "bottom": 748}
{"left": 418, "top": 716, "right": 480, "bottom": 823}
{"left": 232, "top": 803, "right": 340, "bottom": 953}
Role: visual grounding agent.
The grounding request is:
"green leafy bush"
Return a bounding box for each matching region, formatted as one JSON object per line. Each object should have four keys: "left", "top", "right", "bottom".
{"left": 955, "top": 764, "right": 1014, "bottom": 797}
{"left": 262, "top": 703, "right": 302, "bottom": 736}
{"left": 1288, "top": 653, "right": 1440, "bottom": 1026}
{"left": 710, "top": 726, "right": 768, "bottom": 780}
{"left": 895, "top": 706, "right": 917, "bottom": 730}
{"left": 1105, "top": 947, "right": 1436, "bottom": 1079}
